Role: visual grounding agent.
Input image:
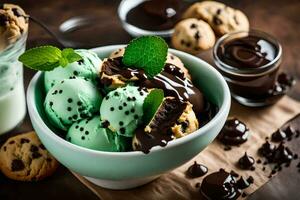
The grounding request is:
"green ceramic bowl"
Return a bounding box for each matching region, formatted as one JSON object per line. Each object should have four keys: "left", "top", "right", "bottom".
{"left": 27, "top": 45, "right": 230, "bottom": 190}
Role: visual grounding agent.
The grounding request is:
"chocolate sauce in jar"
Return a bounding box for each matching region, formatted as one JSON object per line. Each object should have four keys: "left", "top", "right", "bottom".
{"left": 218, "top": 118, "right": 249, "bottom": 145}
{"left": 217, "top": 35, "right": 277, "bottom": 69}
{"left": 213, "top": 30, "right": 290, "bottom": 107}
{"left": 126, "top": 0, "right": 187, "bottom": 31}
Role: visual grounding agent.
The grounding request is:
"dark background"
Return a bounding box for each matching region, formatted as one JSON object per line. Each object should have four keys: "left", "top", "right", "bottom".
{"left": 0, "top": 0, "right": 299, "bottom": 199}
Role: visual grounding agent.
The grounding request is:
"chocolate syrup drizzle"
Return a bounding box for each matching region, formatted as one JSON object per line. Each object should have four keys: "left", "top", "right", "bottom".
{"left": 101, "top": 57, "right": 204, "bottom": 113}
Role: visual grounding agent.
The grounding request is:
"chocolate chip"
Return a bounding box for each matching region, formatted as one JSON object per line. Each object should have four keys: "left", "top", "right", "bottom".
{"left": 181, "top": 40, "right": 185, "bottom": 45}
{"left": 120, "top": 128, "right": 126, "bottom": 134}
{"left": 213, "top": 16, "right": 222, "bottom": 25}
{"left": 190, "top": 23, "right": 197, "bottom": 29}
{"left": 131, "top": 108, "right": 135, "bottom": 113}
{"left": 123, "top": 102, "right": 127, "bottom": 106}
{"left": 0, "top": 14, "right": 9, "bottom": 26}
{"left": 79, "top": 127, "right": 84, "bottom": 131}
{"left": 32, "top": 151, "right": 42, "bottom": 159}
{"left": 216, "top": 8, "right": 222, "bottom": 15}
{"left": 134, "top": 115, "right": 139, "bottom": 119}
{"left": 49, "top": 102, "right": 53, "bottom": 106}
{"left": 59, "top": 90, "right": 63, "bottom": 94}
{"left": 11, "top": 159, "right": 25, "bottom": 171}
{"left": 30, "top": 145, "right": 39, "bottom": 152}
{"left": 75, "top": 125, "right": 79, "bottom": 129}
{"left": 132, "top": 97, "right": 136, "bottom": 101}
{"left": 77, "top": 60, "right": 84, "bottom": 65}
{"left": 110, "top": 107, "right": 114, "bottom": 111}
{"left": 194, "top": 31, "right": 200, "bottom": 41}
{"left": 73, "top": 114, "right": 78, "bottom": 119}
{"left": 12, "top": 8, "right": 22, "bottom": 17}
{"left": 9, "top": 140, "right": 15, "bottom": 145}
{"left": 102, "top": 121, "right": 110, "bottom": 128}
{"left": 118, "top": 106, "right": 123, "bottom": 110}
{"left": 119, "top": 121, "right": 124, "bottom": 126}
{"left": 81, "top": 136, "right": 85, "bottom": 140}
{"left": 125, "top": 111, "right": 130, "bottom": 115}
{"left": 85, "top": 131, "right": 89, "bottom": 135}
{"left": 73, "top": 71, "right": 79, "bottom": 76}
{"left": 67, "top": 107, "right": 72, "bottom": 111}
{"left": 77, "top": 101, "right": 82, "bottom": 106}
{"left": 185, "top": 42, "right": 191, "bottom": 47}
{"left": 114, "top": 92, "right": 119, "bottom": 96}
{"left": 20, "top": 138, "right": 30, "bottom": 144}
{"left": 39, "top": 144, "right": 46, "bottom": 150}
{"left": 67, "top": 98, "right": 73, "bottom": 103}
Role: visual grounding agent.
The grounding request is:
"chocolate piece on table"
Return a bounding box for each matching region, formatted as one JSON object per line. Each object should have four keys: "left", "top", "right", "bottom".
{"left": 186, "top": 161, "right": 208, "bottom": 178}
{"left": 218, "top": 118, "right": 249, "bottom": 146}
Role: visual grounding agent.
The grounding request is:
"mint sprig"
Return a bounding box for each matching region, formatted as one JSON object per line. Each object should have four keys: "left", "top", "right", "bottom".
{"left": 19, "top": 46, "right": 82, "bottom": 71}
{"left": 122, "top": 36, "right": 168, "bottom": 78}
{"left": 143, "top": 89, "right": 164, "bottom": 125}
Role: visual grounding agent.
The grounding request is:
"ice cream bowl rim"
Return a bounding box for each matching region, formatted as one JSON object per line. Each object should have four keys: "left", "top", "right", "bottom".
{"left": 27, "top": 45, "right": 230, "bottom": 156}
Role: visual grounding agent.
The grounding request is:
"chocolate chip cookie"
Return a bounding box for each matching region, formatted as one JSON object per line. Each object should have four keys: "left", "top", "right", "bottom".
{"left": 183, "top": 1, "right": 249, "bottom": 35}
{"left": 0, "top": 131, "right": 58, "bottom": 181}
{"left": 171, "top": 18, "right": 215, "bottom": 54}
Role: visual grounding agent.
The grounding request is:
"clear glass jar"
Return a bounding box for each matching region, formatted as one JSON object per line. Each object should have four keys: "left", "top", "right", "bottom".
{"left": 0, "top": 32, "right": 27, "bottom": 134}
{"left": 213, "top": 30, "right": 282, "bottom": 107}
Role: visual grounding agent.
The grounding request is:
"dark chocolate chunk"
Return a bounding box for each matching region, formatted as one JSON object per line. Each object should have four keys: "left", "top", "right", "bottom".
{"left": 20, "top": 138, "right": 30, "bottom": 144}
{"left": 213, "top": 16, "right": 222, "bottom": 25}
{"left": 186, "top": 161, "right": 208, "bottom": 178}
{"left": 218, "top": 118, "right": 249, "bottom": 145}
{"left": 32, "top": 151, "right": 42, "bottom": 159}
{"left": 200, "top": 169, "right": 241, "bottom": 200}
{"left": 238, "top": 152, "right": 255, "bottom": 170}
{"left": 11, "top": 159, "right": 25, "bottom": 171}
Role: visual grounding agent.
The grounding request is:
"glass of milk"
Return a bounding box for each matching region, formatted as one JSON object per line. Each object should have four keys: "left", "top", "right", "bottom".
{"left": 0, "top": 32, "right": 27, "bottom": 135}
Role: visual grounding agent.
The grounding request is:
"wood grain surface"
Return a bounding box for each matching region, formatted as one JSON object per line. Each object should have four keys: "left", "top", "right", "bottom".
{"left": 0, "top": 0, "right": 299, "bottom": 199}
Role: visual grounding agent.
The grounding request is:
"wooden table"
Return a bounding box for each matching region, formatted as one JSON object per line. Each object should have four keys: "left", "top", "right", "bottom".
{"left": 1, "top": 0, "right": 299, "bottom": 199}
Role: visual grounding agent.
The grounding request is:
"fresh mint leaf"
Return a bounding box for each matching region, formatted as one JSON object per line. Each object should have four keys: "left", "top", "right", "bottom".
{"left": 18, "top": 46, "right": 83, "bottom": 71}
{"left": 143, "top": 89, "right": 164, "bottom": 125}
{"left": 62, "top": 48, "right": 82, "bottom": 64}
{"left": 122, "top": 36, "right": 168, "bottom": 78}
{"left": 19, "top": 46, "right": 62, "bottom": 71}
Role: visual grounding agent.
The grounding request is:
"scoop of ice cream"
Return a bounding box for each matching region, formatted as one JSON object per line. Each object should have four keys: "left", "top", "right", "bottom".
{"left": 44, "top": 78, "right": 102, "bottom": 131}
{"left": 0, "top": 4, "right": 28, "bottom": 52}
{"left": 66, "top": 115, "right": 131, "bottom": 152}
{"left": 100, "top": 85, "right": 148, "bottom": 137}
{"left": 44, "top": 49, "right": 102, "bottom": 92}
{"left": 132, "top": 97, "right": 199, "bottom": 153}
{"left": 108, "top": 48, "right": 191, "bottom": 79}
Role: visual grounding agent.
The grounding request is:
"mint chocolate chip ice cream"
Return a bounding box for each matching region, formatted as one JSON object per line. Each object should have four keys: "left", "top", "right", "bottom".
{"left": 100, "top": 85, "right": 148, "bottom": 137}
{"left": 44, "top": 78, "right": 102, "bottom": 131}
{"left": 66, "top": 115, "right": 131, "bottom": 152}
{"left": 44, "top": 49, "right": 102, "bottom": 92}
